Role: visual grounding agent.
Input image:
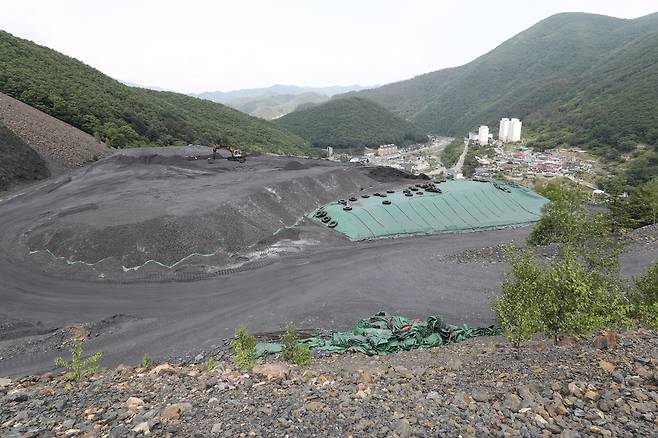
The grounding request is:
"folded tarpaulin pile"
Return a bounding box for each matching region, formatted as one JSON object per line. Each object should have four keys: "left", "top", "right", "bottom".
{"left": 254, "top": 312, "right": 502, "bottom": 358}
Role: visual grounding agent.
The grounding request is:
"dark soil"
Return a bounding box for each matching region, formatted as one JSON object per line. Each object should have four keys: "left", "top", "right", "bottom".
{"left": 0, "top": 122, "right": 49, "bottom": 191}
{"left": 366, "top": 166, "right": 430, "bottom": 182}
{"left": 0, "top": 92, "right": 108, "bottom": 180}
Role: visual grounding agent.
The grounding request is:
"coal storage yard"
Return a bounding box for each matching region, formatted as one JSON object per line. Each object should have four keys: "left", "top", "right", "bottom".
{"left": 0, "top": 146, "right": 655, "bottom": 376}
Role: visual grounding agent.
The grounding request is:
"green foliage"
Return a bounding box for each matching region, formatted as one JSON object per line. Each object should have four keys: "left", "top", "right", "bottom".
{"left": 635, "top": 262, "right": 658, "bottom": 303}
{"left": 351, "top": 13, "right": 658, "bottom": 184}
{"left": 528, "top": 182, "right": 608, "bottom": 246}
{"left": 230, "top": 326, "right": 256, "bottom": 371}
{"left": 206, "top": 357, "right": 218, "bottom": 373}
{"left": 281, "top": 322, "right": 311, "bottom": 367}
{"left": 497, "top": 178, "right": 636, "bottom": 346}
{"left": 539, "top": 249, "right": 626, "bottom": 340}
{"left": 608, "top": 177, "right": 658, "bottom": 230}
{"left": 141, "top": 353, "right": 152, "bottom": 370}
{"left": 462, "top": 147, "right": 494, "bottom": 178}
{"left": 440, "top": 139, "right": 465, "bottom": 167}
{"left": 493, "top": 247, "right": 543, "bottom": 348}
{"left": 496, "top": 246, "right": 629, "bottom": 345}
{"left": 0, "top": 30, "right": 311, "bottom": 155}
{"left": 629, "top": 262, "right": 658, "bottom": 329}
{"left": 53, "top": 337, "right": 102, "bottom": 381}
{"left": 275, "top": 97, "right": 427, "bottom": 149}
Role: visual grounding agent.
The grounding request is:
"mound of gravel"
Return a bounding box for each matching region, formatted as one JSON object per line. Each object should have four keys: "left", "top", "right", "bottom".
{"left": 366, "top": 166, "right": 430, "bottom": 182}
{"left": 0, "top": 122, "right": 49, "bottom": 191}
{"left": 281, "top": 160, "right": 309, "bottom": 171}
{"left": 0, "top": 92, "right": 108, "bottom": 177}
{"left": 15, "top": 152, "right": 387, "bottom": 281}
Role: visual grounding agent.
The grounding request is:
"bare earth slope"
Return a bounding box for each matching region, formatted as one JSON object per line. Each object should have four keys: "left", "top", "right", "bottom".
{"left": 0, "top": 92, "right": 108, "bottom": 177}
{"left": 0, "top": 122, "right": 49, "bottom": 191}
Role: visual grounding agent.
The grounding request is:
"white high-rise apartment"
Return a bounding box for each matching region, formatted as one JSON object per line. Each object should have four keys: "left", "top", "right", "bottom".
{"left": 498, "top": 117, "right": 522, "bottom": 143}
{"left": 499, "top": 118, "right": 510, "bottom": 142}
{"left": 509, "top": 118, "right": 522, "bottom": 142}
{"left": 478, "top": 125, "right": 489, "bottom": 146}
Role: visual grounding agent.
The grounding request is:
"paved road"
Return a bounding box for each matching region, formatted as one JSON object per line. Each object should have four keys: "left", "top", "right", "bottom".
{"left": 451, "top": 141, "right": 469, "bottom": 178}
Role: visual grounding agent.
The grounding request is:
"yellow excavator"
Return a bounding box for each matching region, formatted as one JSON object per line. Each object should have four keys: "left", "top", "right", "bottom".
{"left": 211, "top": 142, "right": 246, "bottom": 163}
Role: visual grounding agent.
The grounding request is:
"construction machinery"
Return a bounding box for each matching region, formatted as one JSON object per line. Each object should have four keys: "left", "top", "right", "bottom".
{"left": 211, "top": 143, "right": 246, "bottom": 163}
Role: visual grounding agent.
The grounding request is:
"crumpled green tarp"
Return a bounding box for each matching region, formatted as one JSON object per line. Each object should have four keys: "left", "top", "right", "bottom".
{"left": 254, "top": 312, "right": 502, "bottom": 358}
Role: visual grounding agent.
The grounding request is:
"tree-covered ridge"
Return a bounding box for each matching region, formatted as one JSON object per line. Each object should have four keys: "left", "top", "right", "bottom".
{"left": 0, "top": 30, "right": 311, "bottom": 154}
{"left": 348, "top": 12, "right": 658, "bottom": 179}
{"left": 274, "top": 97, "right": 427, "bottom": 149}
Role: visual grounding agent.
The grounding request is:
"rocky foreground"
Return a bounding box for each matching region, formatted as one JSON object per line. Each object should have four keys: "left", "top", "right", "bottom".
{"left": 1, "top": 331, "right": 657, "bottom": 437}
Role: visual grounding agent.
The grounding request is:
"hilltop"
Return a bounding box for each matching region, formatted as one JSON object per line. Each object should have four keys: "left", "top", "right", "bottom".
{"left": 349, "top": 12, "right": 658, "bottom": 180}
{"left": 275, "top": 97, "right": 427, "bottom": 149}
{"left": 0, "top": 30, "right": 310, "bottom": 155}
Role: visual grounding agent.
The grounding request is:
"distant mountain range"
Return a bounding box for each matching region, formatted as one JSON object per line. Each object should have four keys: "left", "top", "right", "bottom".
{"left": 192, "top": 84, "right": 372, "bottom": 104}
{"left": 347, "top": 11, "right": 658, "bottom": 185}
{"left": 191, "top": 84, "right": 374, "bottom": 120}
{"left": 275, "top": 97, "right": 427, "bottom": 149}
{"left": 224, "top": 92, "right": 328, "bottom": 120}
{"left": 0, "top": 30, "right": 311, "bottom": 155}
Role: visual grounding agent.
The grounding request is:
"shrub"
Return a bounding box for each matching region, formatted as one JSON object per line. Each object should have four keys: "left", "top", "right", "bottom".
{"left": 630, "top": 262, "right": 658, "bottom": 328}
{"left": 54, "top": 337, "right": 102, "bottom": 381}
{"left": 529, "top": 182, "right": 608, "bottom": 246}
{"left": 281, "top": 322, "right": 311, "bottom": 367}
{"left": 494, "top": 247, "right": 543, "bottom": 348}
{"left": 539, "top": 249, "right": 627, "bottom": 341}
{"left": 495, "top": 246, "right": 630, "bottom": 346}
{"left": 206, "top": 357, "right": 217, "bottom": 373}
{"left": 230, "top": 326, "right": 256, "bottom": 371}
{"left": 608, "top": 177, "right": 658, "bottom": 230}
{"left": 634, "top": 262, "right": 658, "bottom": 303}
{"left": 142, "top": 353, "right": 152, "bottom": 370}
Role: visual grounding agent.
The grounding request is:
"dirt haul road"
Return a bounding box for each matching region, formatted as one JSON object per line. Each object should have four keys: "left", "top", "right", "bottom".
{"left": 0, "top": 147, "right": 655, "bottom": 376}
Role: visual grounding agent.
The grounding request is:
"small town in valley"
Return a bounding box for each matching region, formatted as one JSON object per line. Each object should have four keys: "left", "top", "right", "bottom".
{"left": 328, "top": 116, "right": 602, "bottom": 191}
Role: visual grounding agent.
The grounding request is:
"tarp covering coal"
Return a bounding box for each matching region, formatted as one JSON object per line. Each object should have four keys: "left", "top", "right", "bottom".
{"left": 309, "top": 179, "right": 547, "bottom": 240}
{"left": 255, "top": 312, "right": 502, "bottom": 357}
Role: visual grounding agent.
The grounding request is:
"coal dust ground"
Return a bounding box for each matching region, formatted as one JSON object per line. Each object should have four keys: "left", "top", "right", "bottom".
{"left": 0, "top": 146, "right": 656, "bottom": 376}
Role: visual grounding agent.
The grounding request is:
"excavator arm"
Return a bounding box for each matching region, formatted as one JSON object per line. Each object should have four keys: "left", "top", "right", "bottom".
{"left": 211, "top": 143, "right": 247, "bottom": 162}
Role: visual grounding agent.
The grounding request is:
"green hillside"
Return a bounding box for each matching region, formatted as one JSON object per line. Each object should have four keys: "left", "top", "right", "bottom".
{"left": 350, "top": 12, "right": 658, "bottom": 179}
{"left": 275, "top": 97, "right": 427, "bottom": 149}
{"left": 227, "top": 92, "right": 329, "bottom": 119}
{"left": 0, "top": 30, "right": 310, "bottom": 154}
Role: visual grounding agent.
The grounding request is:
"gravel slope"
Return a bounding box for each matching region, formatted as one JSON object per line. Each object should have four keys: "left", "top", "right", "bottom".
{"left": 0, "top": 122, "right": 49, "bottom": 191}
{"left": 0, "top": 92, "right": 108, "bottom": 179}
{"left": 1, "top": 330, "right": 656, "bottom": 437}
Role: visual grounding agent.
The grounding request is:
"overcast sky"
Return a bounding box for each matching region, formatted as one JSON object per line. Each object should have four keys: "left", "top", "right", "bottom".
{"left": 2, "top": 1, "right": 656, "bottom": 93}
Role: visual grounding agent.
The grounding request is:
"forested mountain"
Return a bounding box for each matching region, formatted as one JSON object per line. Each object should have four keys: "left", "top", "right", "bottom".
{"left": 349, "top": 12, "right": 658, "bottom": 179}
{"left": 0, "top": 30, "right": 310, "bottom": 154}
{"left": 275, "top": 97, "right": 427, "bottom": 149}
{"left": 226, "top": 92, "right": 329, "bottom": 119}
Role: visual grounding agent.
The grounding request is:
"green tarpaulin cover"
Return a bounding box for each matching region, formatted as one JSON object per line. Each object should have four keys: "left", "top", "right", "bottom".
{"left": 309, "top": 180, "right": 547, "bottom": 240}
{"left": 255, "top": 312, "right": 502, "bottom": 358}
